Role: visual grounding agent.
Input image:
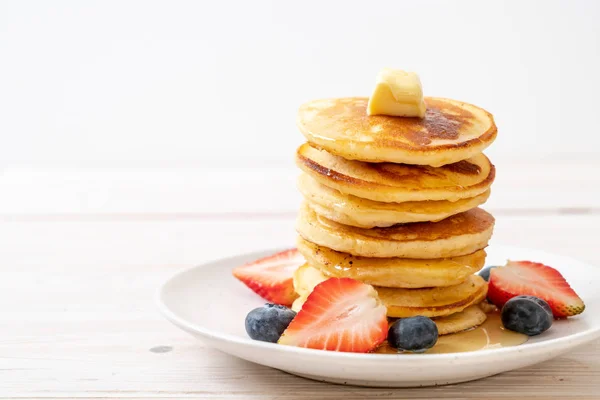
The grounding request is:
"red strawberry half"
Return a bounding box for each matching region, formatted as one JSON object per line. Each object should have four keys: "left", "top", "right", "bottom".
{"left": 232, "top": 248, "right": 302, "bottom": 306}
{"left": 278, "top": 277, "right": 388, "bottom": 352}
{"left": 488, "top": 260, "right": 585, "bottom": 318}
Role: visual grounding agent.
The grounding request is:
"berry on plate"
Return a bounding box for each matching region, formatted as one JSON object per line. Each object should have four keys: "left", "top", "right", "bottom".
{"left": 488, "top": 260, "right": 585, "bottom": 318}
{"left": 501, "top": 295, "right": 553, "bottom": 336}
{"left": 387, "top": 316, "right": 438, "bottom": 353}
{"left": 233, "top": 249, "right": 303, "bottom": 306}
{"left": 245, "top": 303, "right": 297, "bottom": 343}
{"left": 278, "top": 277, "right": 388, "bottom": 353}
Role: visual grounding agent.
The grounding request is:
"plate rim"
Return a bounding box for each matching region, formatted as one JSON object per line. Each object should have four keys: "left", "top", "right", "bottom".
{"left": 156, "top": 244, "right": 600, "bottom": 362}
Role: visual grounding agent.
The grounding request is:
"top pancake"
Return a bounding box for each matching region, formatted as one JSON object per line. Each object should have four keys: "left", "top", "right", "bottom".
{"left": 298, "top": 97, "right": 497, "bottom": 166}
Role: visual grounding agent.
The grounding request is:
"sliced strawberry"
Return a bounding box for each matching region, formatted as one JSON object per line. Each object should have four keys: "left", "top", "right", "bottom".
{"left": 278, "top": 277, "right": 388, "bottom": 352}
{"left": 232, "top": 249, "right": 302, "bottom": 306}
{"left": 488, "top": 260, "right": 585, "bottom": 318}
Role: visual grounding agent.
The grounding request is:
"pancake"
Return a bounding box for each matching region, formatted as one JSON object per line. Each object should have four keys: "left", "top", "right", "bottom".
{"left": 297, "top": 237, "right": 485, "bottom": 288}
{"left": 292, "top": 263, "right": 488, "bottom": 319}
{"left": 291, "top": 262, "right": 329, "bottom": 313}
{"left": 296, "top": 143, "right": 495, "bottom": 203}
{"left": 293, "top": 263, "right": 325, "bottom": 303}
{"left": 374, "top": 306, "right": 488, "bottom": 351}
{"left": 299, "top": 173, "right": 491, "bottom": 228}
{"left": 297, "top": 203, "right": 494, "bottom": 258}
{"left": 432, "top": 305, "right": 488, "bottom": 335}
{"left": 297, "top": 97, "right": 497, "bottom": 166}
{"left": 381, "top": 305, "right": 487, "bottom": 339}
{"left": 375, "top": 275, "right": 488, "bottom": 318}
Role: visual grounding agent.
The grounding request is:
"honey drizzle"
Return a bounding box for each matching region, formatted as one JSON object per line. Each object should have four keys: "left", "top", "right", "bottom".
{"left": 375, "top": 312, "right": 528, "bottom": 354}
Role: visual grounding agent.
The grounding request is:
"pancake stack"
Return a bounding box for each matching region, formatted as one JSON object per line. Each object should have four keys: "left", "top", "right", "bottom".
{"left": 293, "top": 97, "right": 498, "bottom": 335}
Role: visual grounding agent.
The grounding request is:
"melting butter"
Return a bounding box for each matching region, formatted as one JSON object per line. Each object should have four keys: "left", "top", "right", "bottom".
{"left": 367, "top": 68, "right": 426, "bottom": 118}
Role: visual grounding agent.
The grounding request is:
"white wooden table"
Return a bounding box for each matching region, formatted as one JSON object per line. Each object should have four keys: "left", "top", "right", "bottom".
{"left": 1, "top": 159, "right": 599, "bottom": 399}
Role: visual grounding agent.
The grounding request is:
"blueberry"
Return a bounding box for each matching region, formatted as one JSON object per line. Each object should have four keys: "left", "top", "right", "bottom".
{"left": 245, "top": 303, "right": 296, "bottom": 343}
{"left": 501, "top": 295, "right": 553, "bottom": 336}
{"left": 387, "top": 316, "right": 438, "bottom": 353}
{"left": 478, "top": 265, "right": 497, "bottom": 282}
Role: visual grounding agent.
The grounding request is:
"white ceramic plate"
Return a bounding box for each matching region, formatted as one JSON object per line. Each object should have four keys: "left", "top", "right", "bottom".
{"left": 157, "top": 245, "right": 600, "bottom": 387}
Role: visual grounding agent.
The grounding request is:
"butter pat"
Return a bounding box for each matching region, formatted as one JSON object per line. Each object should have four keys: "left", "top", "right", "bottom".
{"left": 367, "top": 68, "right": 426, "bottom": 118}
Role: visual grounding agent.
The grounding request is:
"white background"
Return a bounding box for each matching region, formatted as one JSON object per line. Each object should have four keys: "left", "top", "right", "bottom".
{"left": 1, "top": 0, "right": 600, "bottom": 169}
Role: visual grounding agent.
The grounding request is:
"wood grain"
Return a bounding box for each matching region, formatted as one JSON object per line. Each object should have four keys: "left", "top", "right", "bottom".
{"left": 0, "top": 213, "right": 599, "bottom": 398}
{"left": 1, "top": 160, "right": 599, "bottom": 398}
{"left": 1, "top": 160, "right": 599, "bottom": 216}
